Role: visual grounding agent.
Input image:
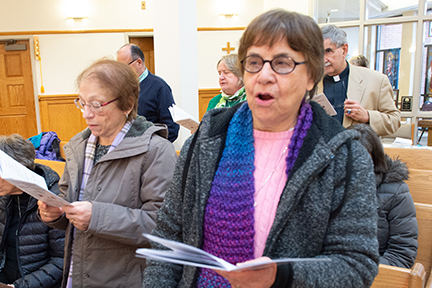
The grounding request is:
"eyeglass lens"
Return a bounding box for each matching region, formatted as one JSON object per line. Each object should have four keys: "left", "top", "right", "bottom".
{"left": 242, "top": 56, "right": 303, "bottom": 74}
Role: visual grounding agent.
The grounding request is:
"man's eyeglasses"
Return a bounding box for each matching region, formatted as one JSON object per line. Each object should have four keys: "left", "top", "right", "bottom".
{"left": 241, "top": 55, "right": 306, "bottom": 75}
{"left": 128, "top": 58, "right": 139, "bottom": 65}
{"left": 74, "top": 98, "right": 119, "bottom": 113}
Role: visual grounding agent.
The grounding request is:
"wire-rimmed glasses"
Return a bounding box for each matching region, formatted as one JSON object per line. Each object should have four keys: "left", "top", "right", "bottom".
{"left": 74, "top": 98, "right": 119, "bottom": 113}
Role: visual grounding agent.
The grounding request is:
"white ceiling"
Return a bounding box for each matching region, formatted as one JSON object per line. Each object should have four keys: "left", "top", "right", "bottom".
{"left": 316, "top": 0, "right": 428, "bottom": 23}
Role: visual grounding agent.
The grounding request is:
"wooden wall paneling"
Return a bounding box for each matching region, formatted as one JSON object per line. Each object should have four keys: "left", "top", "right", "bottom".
{"left": 198, "top": 88, "right": 219, "bottom": 121}
{"left": 38, "top": 94, "right": 87, "bottom": 142}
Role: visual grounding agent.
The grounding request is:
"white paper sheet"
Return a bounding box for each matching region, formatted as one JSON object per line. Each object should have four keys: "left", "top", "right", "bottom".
{"left": 136, "top": 233, "right": 330, "bottom": 272}
{"left": 0, "top": 150, "right": 70, "bottom": 207}
{"left": 168, "top": 105, "right": 199, "bottom": 133}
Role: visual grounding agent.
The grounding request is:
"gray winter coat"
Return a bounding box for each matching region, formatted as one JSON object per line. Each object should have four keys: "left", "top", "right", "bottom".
{"left": 48, "top": 116, "right": 177, "bottom": 288}
{"left": 0, "top": 164, "right": 64, "bottom": 288}
{"left": 144, "top": 102, "right": 379, "bottom": 288}
{"left": 377, "top": 156, "right": 418, "bottom": 268}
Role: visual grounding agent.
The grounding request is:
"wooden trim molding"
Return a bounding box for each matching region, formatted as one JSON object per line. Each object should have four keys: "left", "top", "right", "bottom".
{"left": 0, "top": 27, "right": 245, "bottom": 36}
{"left": 198, "top": 27, "right": 245, "bottom": 31}
{"left": 38, "top": 94, "right": 78, "bottom": 101}
{"left": 0, "top": 29, "right": 153, "bottom": 36}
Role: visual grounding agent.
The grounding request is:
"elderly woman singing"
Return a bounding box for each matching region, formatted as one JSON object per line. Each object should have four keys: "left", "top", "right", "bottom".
{"left": 144, "top": 9, "right": 379, "bottom": 288}
{"left": 38, "top": 59, "right": 177, "bottom": 288}
{"left": 207, "top": 54, "right": 245, "bottom": 111}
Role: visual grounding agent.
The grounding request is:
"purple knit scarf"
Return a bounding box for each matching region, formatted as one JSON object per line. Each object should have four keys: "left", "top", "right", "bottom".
{"left": 196, "top": 101, "right": 313, "bottom": 287}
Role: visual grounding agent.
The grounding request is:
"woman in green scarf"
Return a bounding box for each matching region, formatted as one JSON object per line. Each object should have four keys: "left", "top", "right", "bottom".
{"left": 207, "top": 54, "right": 246, "bottom": 111}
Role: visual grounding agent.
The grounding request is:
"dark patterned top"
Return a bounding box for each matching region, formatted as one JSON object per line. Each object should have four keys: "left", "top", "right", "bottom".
{"left": 94, "top": 143, "right": 110, "bottom": 165}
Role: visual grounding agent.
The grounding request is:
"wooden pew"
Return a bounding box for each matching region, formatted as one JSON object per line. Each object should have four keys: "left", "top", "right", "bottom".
{"left": 34, "top": 159, "right": 66, "bottom": 177}
{"left": 414, "top": 203, "right": 432, "bottom": 285}
{"left": 383, "top": 147, "right": 432, "bottom": 205}
{"left": 407, "top": 170, "right": 432, "bottom": 205}
{"left": 384, "top": 147, "right": 432, "bottom": 171}
{"left": 371, "top": 263, "right": 426, "bottom": 288}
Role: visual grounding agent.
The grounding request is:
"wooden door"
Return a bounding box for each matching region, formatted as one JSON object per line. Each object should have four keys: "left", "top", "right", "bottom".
{"left": 0, "top": 40, "right": 37, "bottom": 138}
{"left": 129, "top": 37, "right": 155, "bottom": 75}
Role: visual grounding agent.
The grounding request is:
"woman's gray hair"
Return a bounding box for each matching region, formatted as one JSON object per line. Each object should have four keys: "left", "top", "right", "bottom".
{"left": 217, "top": 54, "right": 244, "bottom": 86}
{"left": 321, "top": 24, "right": 347, "bottom": 48}
{"left": 0, "top": 134, "right": 36, "bottom": 170}
{"left": 349, "top": 55, "right": 369, "bottom": 68}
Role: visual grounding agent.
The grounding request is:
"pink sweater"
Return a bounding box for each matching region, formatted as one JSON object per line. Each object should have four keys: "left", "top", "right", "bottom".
{"left": 253, "top": 129, "right": 293, "bottom": 258}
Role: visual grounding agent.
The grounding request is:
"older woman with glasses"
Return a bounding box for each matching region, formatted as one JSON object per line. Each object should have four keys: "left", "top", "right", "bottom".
{"left": 38, "top": 59, "right": 177, "bottom": 288}
{"left": 144, "top": 9, "right": 379, "bottom": 288}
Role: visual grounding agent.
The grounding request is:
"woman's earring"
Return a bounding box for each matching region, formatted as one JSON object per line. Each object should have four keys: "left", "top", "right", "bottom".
{"left": 126, "top": 113, "right": 129, "bottom": 119}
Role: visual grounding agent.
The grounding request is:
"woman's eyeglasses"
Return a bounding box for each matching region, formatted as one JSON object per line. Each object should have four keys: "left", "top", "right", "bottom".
{"left": 74, "top": 98, "right": 119, "bottom": 113}
{"left": 241, "top": 55, "right": 306, "bottom": 75}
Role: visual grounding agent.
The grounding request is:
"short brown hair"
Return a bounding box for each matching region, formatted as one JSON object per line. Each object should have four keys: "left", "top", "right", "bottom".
{"left": 76, "top": 58, "right": 139, "bottom": 121}
{"left": 238, "top": 9, "right": 324, "bottom": 97}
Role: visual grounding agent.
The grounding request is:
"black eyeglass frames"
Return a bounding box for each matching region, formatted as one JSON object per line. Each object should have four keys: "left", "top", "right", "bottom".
{"left": 241, "top": 55, "right": 306, "bottom": 75}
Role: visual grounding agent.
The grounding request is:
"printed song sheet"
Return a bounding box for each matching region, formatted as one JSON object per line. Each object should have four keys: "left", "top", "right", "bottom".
{"left": 168, "top": 105, "right": 199, "bottom": 133}
{"left": 137, "top": 234, "right": 330, "bottom": 271}
{"left": 312, "top": 93, "right": 337, "bottom": 116}
{"left": 0, "top": 150, "right": 70, "bottom": 207}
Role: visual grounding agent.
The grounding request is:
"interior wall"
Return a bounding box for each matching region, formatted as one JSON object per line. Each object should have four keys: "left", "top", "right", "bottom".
{"left": 0, "top": 0, "right": 153, "bottom": 31}
{"left": 2, "top": 0, "right": 312, "bottom": 97}
{"left": 37, "top": 33, "right": 125, "bottom": 94}
{"left": 196, "top": 0, "right": 263, "bottom": 27}
{"left": 1, "top": 0, "right": 313, "bottom": 146}
{"left": 197, "top": 30, "right": 244, "bottom": 88}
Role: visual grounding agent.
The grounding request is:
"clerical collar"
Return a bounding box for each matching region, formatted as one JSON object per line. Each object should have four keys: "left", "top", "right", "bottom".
{"left": 324, "top": 61, "right": 350, "bottom": 83}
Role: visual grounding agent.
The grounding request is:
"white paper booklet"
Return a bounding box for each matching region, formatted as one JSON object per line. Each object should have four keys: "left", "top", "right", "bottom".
{"left": 137, "top": 233, "right": 330, "bottom": 271}
{"left": 312, "top": 93, "right": 337, "bottom": 116}
{"left": 168, "top": 105, "right": 199, "bottom": 133}
{"left": 0, "top": 150, "right": 70, "bottom": 207}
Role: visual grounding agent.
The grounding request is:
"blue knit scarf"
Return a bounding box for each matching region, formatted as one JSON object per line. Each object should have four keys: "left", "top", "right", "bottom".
{"left": 196, "top": 101, "right": 313, "bottom": 287}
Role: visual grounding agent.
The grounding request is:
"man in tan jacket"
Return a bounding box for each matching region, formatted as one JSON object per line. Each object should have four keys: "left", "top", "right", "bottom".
{"left": 318, "top": 25, "right": 401, "bottom": 137}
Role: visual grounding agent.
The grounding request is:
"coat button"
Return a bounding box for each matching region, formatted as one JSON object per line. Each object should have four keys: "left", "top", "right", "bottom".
{"left": 74, "top": 188, "right": 78, "bottom": 192}
{"left": 85, "top": 274, "right": 90, "bottom": 278}
{"left": 97, "top": 187, "right": 101, "bottom": 191}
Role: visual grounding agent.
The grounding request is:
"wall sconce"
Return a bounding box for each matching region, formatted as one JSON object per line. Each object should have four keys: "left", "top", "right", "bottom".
{"left": 219, "top": 13, "right": 238, "bottom": 17}
{"left": 67, "top": 16, "right": 87, "bottom": 20}
{"left": 66, "top": 0, "right": 87, "bottom": 20}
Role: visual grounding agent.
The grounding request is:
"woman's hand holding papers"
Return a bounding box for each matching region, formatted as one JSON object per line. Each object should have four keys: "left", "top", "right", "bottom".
{"left": 214, "top": 257, "right": 277, "bottom": 288}
{"left": 38, "top": 200, "right": 64, "bottom": 222}
{"left": 38, "top": 200, "right": 93, "bottom": 231}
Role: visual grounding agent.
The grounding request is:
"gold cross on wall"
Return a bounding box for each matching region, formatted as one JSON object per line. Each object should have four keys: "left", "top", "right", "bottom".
{"left": 222, "top": 42, "right": 235, "bottom": 54}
